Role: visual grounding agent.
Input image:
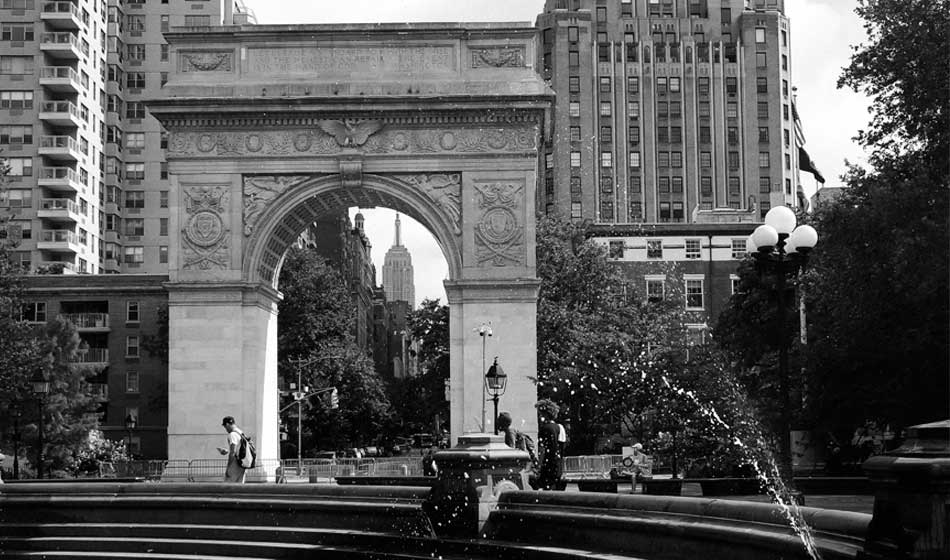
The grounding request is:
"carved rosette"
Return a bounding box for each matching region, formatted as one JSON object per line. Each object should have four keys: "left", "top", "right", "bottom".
{"left": 470, "top": 47, "right": 526, "bottom": 68}
{"left": 165, "top": 125, "right": 537, "bottom": 158}
{"left": 180, "top": 51, "right": 233, "bottom": 72}
{"left": 242, "top": 175, "right": 309, "bottom": 237}
{"left": 394, "top": 173, "right": 462, "bottom": 236}
{"left": 181, "top": 186, "right": 231, "bottom": 270}
{"left": 474, "top": 182, "right": 524, "bottom": 267}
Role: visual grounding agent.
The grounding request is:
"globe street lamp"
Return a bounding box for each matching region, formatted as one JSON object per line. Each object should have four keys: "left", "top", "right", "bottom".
{"left": 125, "top": 414, "right": 137, "bottom": 459}
{"left": 31, "top": 370, "right": 50, "bottom": 479}
{"left": 748, "top": 205, "right": 818, "bottom": 486}
{"left": 484, "top": 357, "right": 507, "bottom": 435}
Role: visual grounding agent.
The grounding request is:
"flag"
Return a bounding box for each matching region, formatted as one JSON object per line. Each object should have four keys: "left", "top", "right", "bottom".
{"left": 793, "top": 96, "right": 825, "bottom": 211}
{"left": 798, "top": 146, "right": 825, "bottom": 184}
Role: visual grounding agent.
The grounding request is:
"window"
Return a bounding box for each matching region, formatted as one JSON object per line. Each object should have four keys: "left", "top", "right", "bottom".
{"left": 629, "top": 151, "right": 641, "bottom": 168}
{"left": 728, "top": 151, "right": 740, "bottom": 169}
{"left": 568, "top": 50, "right": 579, "bottom": 67}
{"left": 627, "top": 101, "right": 639, "bottom": 118}
{"left": 184, "top": 15, "right": 211, "bottom": 26}
{"left": 759, "top": 177, "right": 772, "bottom": 193}
{"left": 161, "top": 44, "right": 169, "bottom": 62}
{"left": 697, "top": 101, "right": 709, "bottom": 118}
{"left": 127, "top": 301, "right": 140, "bottom": 322}
{"left": 700, "top": 151, "right": 712, "bottom": 168}
{"left": 600, "top": 125, "right": 612, "bottom": 143}
{"left": 125, "top": 163, "right": 145, "bottom": 181}
{"left": 124, "top": 246, "right": 144, "bottom": 264}
{"left": 160, "top": 218, "right": 168, "bottom": 236}
{"left": 785, "top": 152, "right": 791, "bottom": 169}
{"left": 127, "top": 15, "right": 145, "bottom": 32}
{"left": 600, "top": 102, "right": 612, "bottom": 116}
{"left": 685, "top": 277, "right": 704, "bottom": 309}
{"left": 160, "top": 190, "right": 169, "bottom": 208}
{"left": 657, "top": 127, "right": 669, "bottom": 144}
{"left": 599, "top": 76, "right": 611, "bottom": 93}
{"left": 127, "top": 44, "right": 146, "bottom": 62}
{"left": 728, "top": 177, "right": 741, "bottom": 196}
{"left": 159, "top": 246, "right": 168, "bottom": 263}
{"left": 656, "top": 77, "right": 667, "bottom": 95}
{"left": 629, "top": 175, "right": 641, "bottom": 193}
{"left": 627, "top": 76, "right": 639, "bottom": 94}
{"left": 0, "top": 55, "right": 33, "bottom": 74}
{"left": 726, "top": 102, "right": 738, "bottom": 118}
{"left": 608, "top": 241, "right": 624, "bottom": 259}
{"left": 670, "top": 101, "right": 682, "bottom": 118}
{"left": 569, "top": 101, "right": 580, "bottom": 117}
{"left": 757, "top": 76, "right": 768, "bottom": 93}
{"left": 784, "top": 129, "right": 790, "bottom": 147}
{"left": 646, "top": 278, "right": 665, "bottom": 303}
{"left": 126, "top": 335, "right": 140, "bottom": 357}
{"left": 21, "top": 302, "right": 47, "bottom": 323}
{"left": 126, "top": 72, "right": 145, "bottom": 89}
{"left": 570, "top": 151, "right": 581, "bottom": 167}
{"left": 127, "top": 101, "right": 146, "bottom": 119}
{"left": 571, "top": 202, "right": 582, "bottom": 219}
{"left": 125, "top": 218, "right": 144, "bottom": 236}
{"left": 658, "top": 151, "right": 670, "bottom": 167}
{"left": 755, "top": 28, "right": 767, "bottom": 43}
{"left": 697, "top": 77, "right": 709, "bottom": 96}
{"left": 160, "top": 14, "right": 169, "bottom": 32}
{"left": 596, "top": 6, "right": 606, "bottom": 22}
{"left": 700, "top": 176, "right": 713, "bottom": 197}
{"left": 4, "top": 157, "right": 31, "bottom": 176}
{"left": 160, "top": 162, "right": 168, "bottom": 180}
{"left": 781, "top": 54, "right": 788, "bottom": 70}
{"left": 647, "top": 240, "right": 663, "bottom": 259}
{"left": 685, "top": 239, "right": 701, "bottom": 259}
{"left": 756, "top": 52, "right": 767, "bottom": 67}
{"left": 1, "top": 24, "right": 34, "bottom": 42}
{"left": 759, "top": 127, "right": 770, "bottom": 143}
{"left": 671, "top": 152, "right": 682, "bottom": 168}
{"left": 126, "top": 132, "right": 145, "bottom": 149}
{"left": 126, "top": 371, "right": 140, "bottom": 393}
{"left": 569, "top": 76, "right": 580, "bottom": 93}
{"left": 726, "top": 77, "right": 737, "bottom": 96}
{"left": 731, "top": 239, "right": 747, "bottom": 259}
{"left": 568, "top": 26, "right": 578, "bottom": 42}
{"left": 759, "top": 152, "right": 771, "bottom": 168}
{"left": 0, "top": 90, "right": 33, "bottom": 109}
{"left": 783, "top": 104, "right": 790, "bottom": 120}
{"left": 600, "top": 152, "right": 612, "bottom": 168}
{"left": 600, "top": 176, "right": 613, "bottom": 193}
{"left": 658, "top": 177, "right": 670, "bottom": 193}
{"left": 670, "top": 127, "right": 682, "bottom": 144}
{"left": 699, "top": 127, "right": 711, "bottom": 143}
{"left": 686, "top": 324, "right": 707, "bottom": 350}
{"left": 758, "top": 102, "right": 769, "bottom": 119}
{"left": 658, "top": 101, "right": 669, "bottom": 119}
{"left": 0, "top": 125, "right": 32, "bottom": 144}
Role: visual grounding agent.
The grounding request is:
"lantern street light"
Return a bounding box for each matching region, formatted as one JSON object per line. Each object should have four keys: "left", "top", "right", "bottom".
{"left": 31, "top": 370, "right": 50, "bottom": 480}
{"left": 747, "top": 206, "right": 818, "bottom": 487}
{"left": 125, "top": 414, "right": 137, "bottom": 459}
{"left": 484, "top": 357, "right": 508, "bottom": 435}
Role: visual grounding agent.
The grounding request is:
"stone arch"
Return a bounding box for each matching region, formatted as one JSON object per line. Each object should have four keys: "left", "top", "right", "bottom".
{"left": 243, "top": 174, "right": 462, "bottom": 289}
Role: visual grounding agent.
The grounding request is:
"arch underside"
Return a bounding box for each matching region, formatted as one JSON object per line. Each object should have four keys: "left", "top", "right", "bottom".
{"left": 246, "top": 174, "right": 460, "bottom": 288}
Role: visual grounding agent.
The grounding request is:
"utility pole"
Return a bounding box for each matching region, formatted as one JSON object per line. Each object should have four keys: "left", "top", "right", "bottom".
{"left": 477, "top": 323, "right": 492, "bottom": 432}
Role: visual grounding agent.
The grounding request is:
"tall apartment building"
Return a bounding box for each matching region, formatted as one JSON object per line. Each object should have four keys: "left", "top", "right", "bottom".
{"left": 537, "top": 0, "right": 800, "bottom": 330}
{"left": 381, "top": 214, "right": 415, "bottom": 306}
{"left": 0, "top": 0, "right": 254, "bottom": 275}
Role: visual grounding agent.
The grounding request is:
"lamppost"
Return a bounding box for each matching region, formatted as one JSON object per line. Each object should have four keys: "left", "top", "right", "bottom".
{"left": 484, "top": 357, "right": 508, "bottom": 435}
{"left": 31, "top": 370, "right": 50, "bottom": 480}
{"left": 125, "top": 414, "right": 137, "bottom": 459}
{"left": 477, "top": 322, "right": 492, "bottom": 432}
{"left": 748, "top": 205, "right": 818, "bottom": 486}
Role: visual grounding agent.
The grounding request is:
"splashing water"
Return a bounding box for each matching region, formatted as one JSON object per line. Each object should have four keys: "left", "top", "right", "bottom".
{"left": 660, "top": 374, "right": 823, "bottom": 560}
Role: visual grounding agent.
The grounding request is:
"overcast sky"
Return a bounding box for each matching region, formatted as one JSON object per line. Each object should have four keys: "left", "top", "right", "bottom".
{"left": 247, "top": 0, "right": 872, "bottom": 307}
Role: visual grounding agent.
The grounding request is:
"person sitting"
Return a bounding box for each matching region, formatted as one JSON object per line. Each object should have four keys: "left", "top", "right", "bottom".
{"left": 497, "top": 412, "right": 538, "bottom": 467}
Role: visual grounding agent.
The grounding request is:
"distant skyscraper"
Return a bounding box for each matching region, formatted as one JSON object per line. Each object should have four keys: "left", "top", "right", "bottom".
{"left": 381, "top": 214, "right": 415, "bottom": 305}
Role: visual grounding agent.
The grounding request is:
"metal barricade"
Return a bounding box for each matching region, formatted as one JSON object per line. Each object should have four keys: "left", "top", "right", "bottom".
{"left": 160, "top": 459, "right": 192, "bottom": 483}
{"left": 188, "top": 459, "right": 228, "bottom": 482}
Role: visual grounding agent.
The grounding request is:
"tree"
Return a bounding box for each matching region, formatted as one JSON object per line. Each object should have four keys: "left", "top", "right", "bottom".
{"left": 276, "top": 247, "right": 392, "bottom": 454}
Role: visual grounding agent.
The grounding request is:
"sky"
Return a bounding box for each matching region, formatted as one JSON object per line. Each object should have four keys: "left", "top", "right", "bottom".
{"left": 246, "top": 0, "right": 872, "bottom": 307}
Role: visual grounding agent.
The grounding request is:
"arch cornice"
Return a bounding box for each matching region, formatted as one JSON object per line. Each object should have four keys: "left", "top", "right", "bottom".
{"left": 243, "top": 173, "right": 462, "bottom": 288}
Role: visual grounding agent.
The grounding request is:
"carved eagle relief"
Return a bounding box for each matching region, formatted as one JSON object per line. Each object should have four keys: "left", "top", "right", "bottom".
{"left": 317, "top": 119, "right": 385, "bottom": 147}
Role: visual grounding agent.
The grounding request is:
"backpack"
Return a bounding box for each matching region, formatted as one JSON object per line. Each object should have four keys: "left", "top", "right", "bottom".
{"left": 514, "top": 430, "right": 538, "bottom": 466}
{"left": 237, "top": 433, "right": 257, "bottom": 469}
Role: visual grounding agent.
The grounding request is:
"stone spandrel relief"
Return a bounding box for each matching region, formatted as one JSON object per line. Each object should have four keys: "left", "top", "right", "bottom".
{"left": 474, "top": 182, "right": 525, "bottom": 267}
{"left": 181, "top": 186, "right": 231, "bottom": 271}
{"left": 165, "top": 125, "right": 537, "bottom": 158}
{"left": 396, "top": 174, "right": 462, "bottom": 235}
{"left": 180, "top": 51, "right": 233, "bottom": 72}
{"left": 470, "top": 46, "right": 526, "bottom": 68}
{"left": 243, "top": 176, "right": 310, "bottom": 237}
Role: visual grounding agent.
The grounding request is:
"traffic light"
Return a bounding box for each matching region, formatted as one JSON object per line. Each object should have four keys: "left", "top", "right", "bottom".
{"left": 329, "top": 388, "right": 339, "bottom": 409}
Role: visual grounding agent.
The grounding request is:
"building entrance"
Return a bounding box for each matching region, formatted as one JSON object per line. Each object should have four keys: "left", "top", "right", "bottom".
{"left": 147, "top": 23, "right": 551, "bottom": 460}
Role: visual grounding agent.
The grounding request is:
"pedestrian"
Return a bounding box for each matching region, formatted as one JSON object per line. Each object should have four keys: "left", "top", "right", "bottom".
{"left": 217, "top": 416, "right": 247, "bottom": 483}
{"left": 497, "top": 412, "right": 538, "bottom": 467}
{"left": 535, "top": 399, "right": 564, "bottom": 490}
{"left": 421, "top": 445, "right": 438, "bottom": 476}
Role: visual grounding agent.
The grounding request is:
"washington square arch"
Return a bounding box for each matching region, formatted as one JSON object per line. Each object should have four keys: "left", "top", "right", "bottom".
{"left": 146, "top": 22, "right": 552, "bottom": 461}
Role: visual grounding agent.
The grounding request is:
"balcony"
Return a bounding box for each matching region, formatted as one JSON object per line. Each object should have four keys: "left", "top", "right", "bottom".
{"left": 38, "top": 198, "right": 83, "bottom": 223}
{"left": 37, "top": 229, "right": 82, "bottom": 253}
{"left": 39, "top": 66, "right": 83, "bottom": 94}
{"left": 39, "top": 100, "right": 83, "bottom": 128}
{"left": 62, "top": 313, "right": 110, "bottom": 331}
{"left": 39, "top": 135, "right": 83, "bottom": 161}
{"left": 41, "top": 2, "right": 82, "bottom": 29}
{"left": 72, "top": 348, "right": 109, "bottom": 366}
{"left": 89, "top": 382, "right": 109, "bottom": 401}
{"left": 38, "top": 166, "right": 83, "bottom": 193}
{"left": 36, "top": 260, "right": 78, "bottom": 274}
{"left": 40, "top": 32, "right": 85, "bottom": 59}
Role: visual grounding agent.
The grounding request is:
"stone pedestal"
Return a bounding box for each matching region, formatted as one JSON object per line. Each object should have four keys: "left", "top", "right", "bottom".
{"left": 860, "top": 420, "right": 950, "bottom": 560}
{"left": 423, "top": 433, "right": 531, "bottom": 538}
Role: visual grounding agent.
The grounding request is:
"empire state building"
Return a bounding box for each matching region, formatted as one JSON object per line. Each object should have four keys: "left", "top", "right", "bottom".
{"left": 382, "top": 214, "right": 415, "bottom": 305}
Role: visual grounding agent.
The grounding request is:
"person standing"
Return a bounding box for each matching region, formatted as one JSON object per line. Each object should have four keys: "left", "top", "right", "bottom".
{"left": 217, "top": 416, "right": 247, "bottom": 483}
{"left": 535, "top": 399, "right": 563, "bottom": 490}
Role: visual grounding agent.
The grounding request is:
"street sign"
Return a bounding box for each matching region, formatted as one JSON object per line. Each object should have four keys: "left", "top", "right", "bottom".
{"left": 292, "top": 391, "right": 305, "bottom": 400}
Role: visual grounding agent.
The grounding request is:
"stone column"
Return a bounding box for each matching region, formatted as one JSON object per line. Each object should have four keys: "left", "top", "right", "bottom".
{"left": 860, "top": 420, "right": 950, "bottom": 559}
{"left": 165, "top": 282, "right": 280, "bottom": 463}
{"left": 445, "top": 279, "right": 540, "bottom": 444}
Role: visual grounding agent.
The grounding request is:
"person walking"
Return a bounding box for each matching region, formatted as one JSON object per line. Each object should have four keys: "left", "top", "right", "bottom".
{"left": 535, "top": 399, "right": 564, "bottom": 490}
{"left": 217, "top": 416, "right": 247, "bottom": 483}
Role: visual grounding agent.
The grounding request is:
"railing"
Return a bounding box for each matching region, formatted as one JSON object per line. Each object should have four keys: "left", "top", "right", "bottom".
{"left": 40, "top": 135, "right": 80, "bottom": 151}
{"left": 89, "top": 383, "right": 108, "bottom": 401}
{"left": 40, "top": 31, "right": 80, "bottom": 48}
{"left": 72, "top": 347, "right": 108, "bottom": 363}
{"left": 40, "top": 66, "right": 80, "bottom": 82}
{"left": 39, "top": 198, "right": 79, "bottom": 213}
{"left": 40, "top": 100, "right": 81, "bottom": 118}
{"left": 61, "top": 312, "right": 109, "bottom": 329}
{"left": 39, "top": 167, "right": 80, "bottom": 182}
{"left": 37, "top": 260, "right": 77, "bottom": 273}
{"left": 39, "top": 229, "right": 79, "bottom": 244}
{"left": 42, "top": 1, "right": 81, "bottom": 16}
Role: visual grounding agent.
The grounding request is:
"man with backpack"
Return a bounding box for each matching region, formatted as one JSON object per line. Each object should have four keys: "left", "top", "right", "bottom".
{"left": 218, "top": 416, "right": 255, "bottom": 483}
{"left": 497, "top": 412, "right": 538, "bottom": 468}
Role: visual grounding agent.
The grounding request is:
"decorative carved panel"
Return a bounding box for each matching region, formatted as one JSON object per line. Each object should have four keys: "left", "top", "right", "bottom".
{"left": 181, "top": 185, "right": 231, "bottom": 270}
{"left": 471, "top": 46, "right": 526, "bottom": 68}
{"left": 180, "top": 51, "right": 233, "bottom": 72}
{"left": 394, "top": 173, "right": 462, "bottom": 235}
{"left": 242, "top": 176, "right": 309, "bottom": 237}
{"left": 474, "top": 182, "right": 524, "bottom": 267}
{"left": 246, "top": 46, "right": 456, "bottom": 75}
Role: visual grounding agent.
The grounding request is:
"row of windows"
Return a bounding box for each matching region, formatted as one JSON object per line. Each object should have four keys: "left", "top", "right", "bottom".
{"left": 608, "top": 238, "right": 749, "bottom": 261}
